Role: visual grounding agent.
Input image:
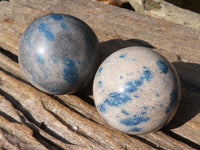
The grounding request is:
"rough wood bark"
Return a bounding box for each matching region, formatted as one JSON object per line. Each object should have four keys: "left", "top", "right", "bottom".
{"left": 0, "top": 0, "right": 200, "bottom": 149}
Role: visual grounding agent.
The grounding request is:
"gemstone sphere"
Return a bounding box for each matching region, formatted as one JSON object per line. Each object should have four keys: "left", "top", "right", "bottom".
{"left": 93, "top": 47, "right": 181, "bottom": 135}
{"left": 19, "top": 14, "right": 99, "bottom": 94}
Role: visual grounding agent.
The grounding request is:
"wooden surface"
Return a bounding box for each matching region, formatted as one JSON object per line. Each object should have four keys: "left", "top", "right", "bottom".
{"left": 0, "top": 0, "right": 200, "bottom": 149}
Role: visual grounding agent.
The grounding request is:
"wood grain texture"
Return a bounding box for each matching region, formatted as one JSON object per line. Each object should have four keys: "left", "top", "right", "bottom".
{"left": 0, "top": 0, "right": 199, "bottom": 63}
{"left": 0, "top": 0, "right": 200, "bottom": 149}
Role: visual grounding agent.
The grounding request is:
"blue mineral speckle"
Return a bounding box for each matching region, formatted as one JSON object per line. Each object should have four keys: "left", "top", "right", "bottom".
{"left": 160, "top": 103, "right": 163, "bottom": 107}
{"left": 134, "top": 95, "right": 139, "bottom": 98}
{"left": 35, "top": 53, "right": 44, "bottom": 65}
{"left": 119, "top": 54, "right": 127, "bottom": 58}
{"left": 125, "top": 80, "right": 142, "bottom": 93}
{"left": 98, "top": 81, "right": 102, "bottom": 88}
{"left": 129, "top": 127, "right": 142, "bottom": 132}
{"left": 120, "top": 115, "right": 150, "bottom": 126}
{"left": 124, "top": 67, "right": 152, "bottom": 93}
{"left": 120, "top": 75, "right": 123, "bottom": 79}
{"left": 132, "top": 58, "right": 136, "bottom": 61}
{"left": 96, "top": 67, "right": 103, "bottom": 77}
{"left": 60, "top": 22, "right": 67, "bottom": 30}
{"left": 121, "top": 109, "right": 129, "bottom": 115}
{"left": 38, "top": 23, "right": 54, "bottom": 41}
{"left": 156, "top": 93, "right": 160, "bottom": 97}
{"left": 99, "top": 67, "right": 152, "bottom": 109}
{"left": 157, "top": 60, "right": 168, "bottom": 74}
{"left": 143, "top": 106, "right": 148, "bottom": 110}
{"left": 165, "top": 90, "right": 178, "bottom": 114}
{"left": 97, "top": 104, "right": 106, "bottom": 113}
{"left": 63, "top": 57, "right": 78, "bottom": 84}
{"left": 140, "top": 67, "right": 152, "bottom": 81}
{"left": 104, "top": 92, "right": 132, "bottom": 107}
{"left": 141, "top": 111, "right": 146, "bottom": 115}
{"left": 51, "top": 14, "right": 63, "bottom": 21}
{"left": 77, "top": 60, "right": 81, "bottom": 65}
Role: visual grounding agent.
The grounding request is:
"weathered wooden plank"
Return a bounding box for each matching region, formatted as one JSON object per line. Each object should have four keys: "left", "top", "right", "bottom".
{"left": 168, "top": 89, "right": 200, "bottom": 145}
{"left": 0, "top": 115, "right": 47, "bottom": 150}
{"left": 0, "top": 69, "right": 156, "bottom": 149}
{"left": 0, "top": 0, "right": 200, "bottom": 63}
{"left": 0, "top": 36, "right": 197, "bottom": 149}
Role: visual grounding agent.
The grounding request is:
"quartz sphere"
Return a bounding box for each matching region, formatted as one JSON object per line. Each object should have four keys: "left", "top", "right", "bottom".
{"left": 93, "top": 46, "right": 181, "bottom": 135}
{"left": 19, "top": 14, "right": 99, "bottom": 94}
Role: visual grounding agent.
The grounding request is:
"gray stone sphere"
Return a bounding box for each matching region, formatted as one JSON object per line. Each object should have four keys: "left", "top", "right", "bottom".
{"left": 19, "top": 14, "right": 99, "bottom": 94}
{"left": 93, "top": 46, "right": 181, "bottom": 135}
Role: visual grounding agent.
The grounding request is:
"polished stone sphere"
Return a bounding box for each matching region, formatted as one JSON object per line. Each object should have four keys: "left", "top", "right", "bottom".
{"left": 93, "top": 46, "right": 181, "bottom": 135}
{"left": 19, "top": 14, "right": 99, "bottom": 94}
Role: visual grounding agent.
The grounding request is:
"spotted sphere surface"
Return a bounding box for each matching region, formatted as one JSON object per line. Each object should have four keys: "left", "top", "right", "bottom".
{"left": 19, "top": 14, "right": 99, "bottom": 94}
{"left": 93, "top": 46, "right": 181, "bottom": 135}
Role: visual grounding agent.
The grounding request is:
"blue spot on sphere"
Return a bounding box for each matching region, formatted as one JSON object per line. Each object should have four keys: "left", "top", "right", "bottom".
{"left": 38, "top": 23, "right": 54, "bottom": 41}
{"left": 129, "top": 127, "right": 142, "bottom": 132}
{"left": 97, "top": 104, "right": 106, "bottom": 113}
{"left": 157, "top": 60, "right": 168, "bottom": 74}
{"left": 119, "top": 54, "right": 127, "bottom": 58}
{"left": 125, "top": 80, "right": 142, "bottom": 93}
{"left": 120, "top": 115, "right": 150, "bottom": 126}
{"left": 77, "top": 60, "right": 81, "bottom": 65}
{"left": 63, "top": 58, "right": 78, "bottom": 84}
{"left": 98, "top": 81, "right": 102, "bottom": 88}
{"left": 35, "top": 53, "right": 45, "bottom": 65}
{"left": 100, "top": 66, "right": 153, "bottom": 109}
{"left": 60, "top": 22, "right": 67, "bottom": 30}
{"left": 140, "top": 67, "right": 152, "bottom": 81}
{"left": 124, "top": 67, "right": 152, "bottom": 93}
{"left": 156, "top": 93, "right": 160, "bottom": 97}
{"left": 104, "top": 92, "right": 132, "bottom": 107}
{"left": 51, "top": 14, "right": 63, "bottom": 21}
{"left": 134, "top": 95, "right": 139, "bottom": 98}
{"left": 141, "top": 111, "right": 146, "bottom": 115}
{"left": 96, "top": 67, "right": 103, "bottom": 77}
{"left": 121, "top": 109, "right": 130, "bottom": 115}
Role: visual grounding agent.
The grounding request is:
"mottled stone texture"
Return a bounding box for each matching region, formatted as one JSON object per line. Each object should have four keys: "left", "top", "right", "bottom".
{"left": 19, "top": 14, "right": 99, "bottom": 94}
{"left": 93, "top": 47, "right": 181, "bottom": 135}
